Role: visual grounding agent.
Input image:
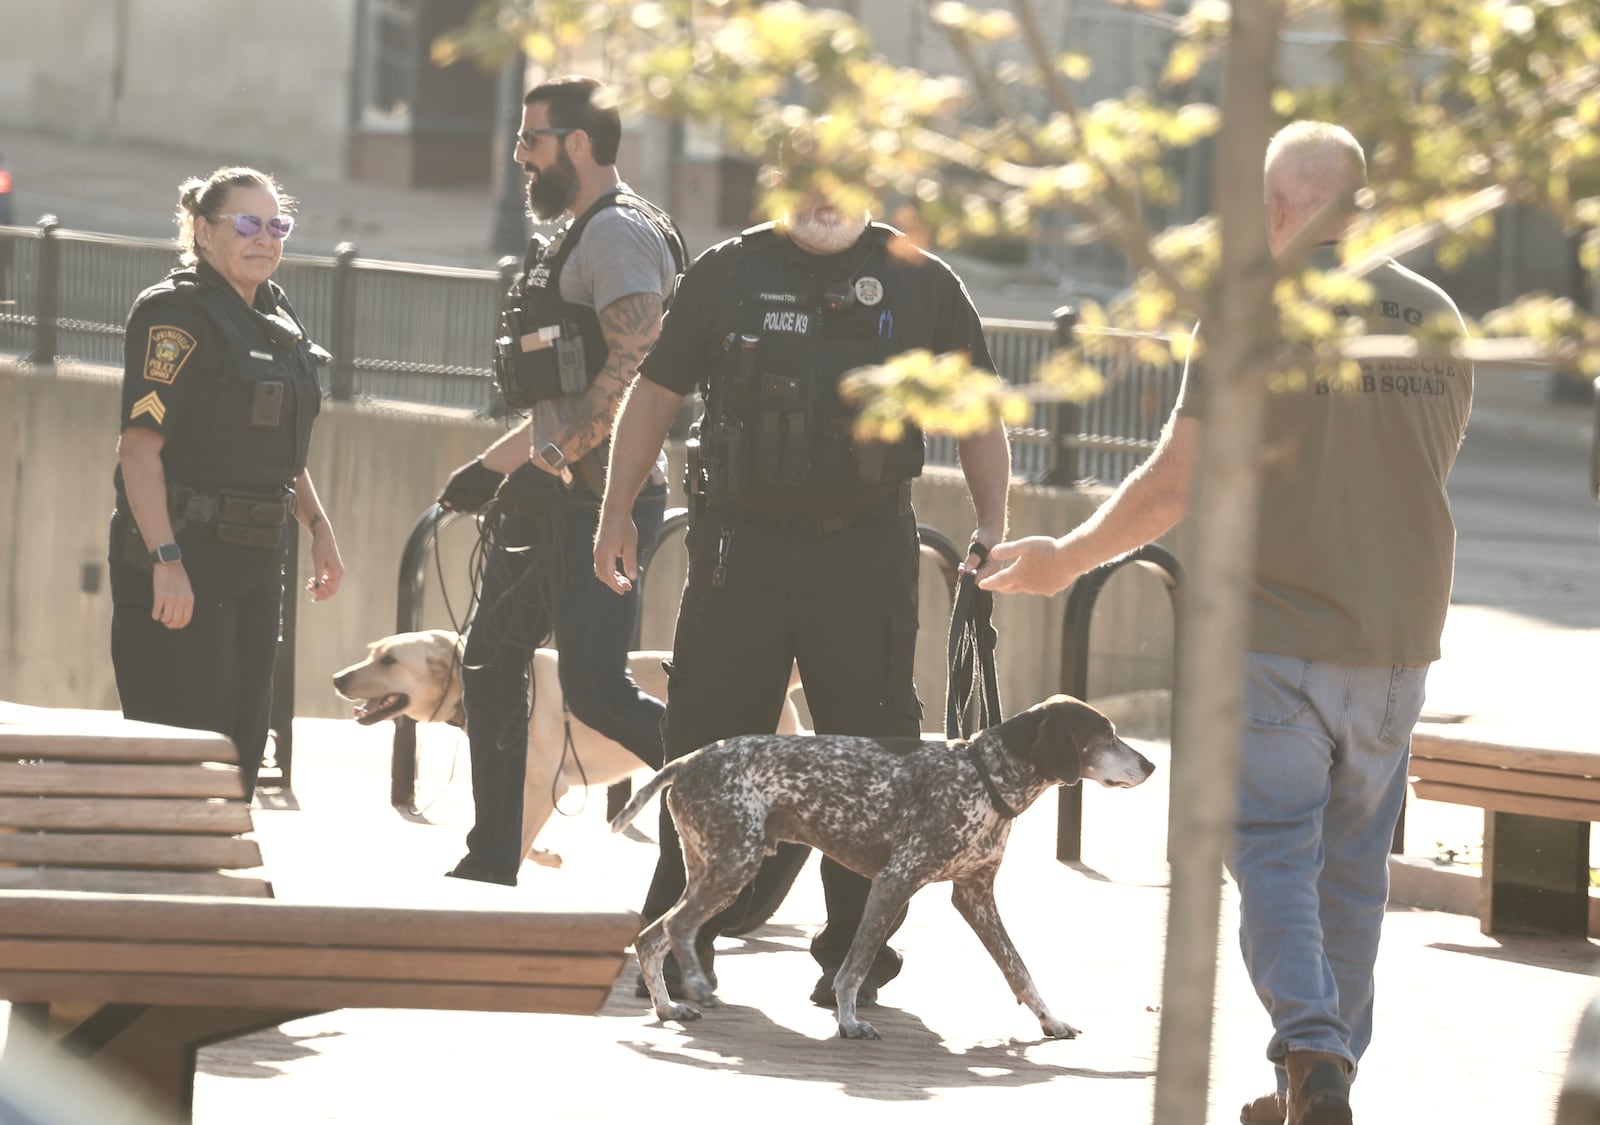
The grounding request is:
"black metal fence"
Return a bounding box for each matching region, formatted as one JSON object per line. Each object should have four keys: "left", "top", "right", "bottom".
{"left": 0, "top": 219, "right": 1183, "bottom": 487}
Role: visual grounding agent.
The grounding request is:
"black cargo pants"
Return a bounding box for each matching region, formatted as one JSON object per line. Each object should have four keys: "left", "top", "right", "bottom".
{"left": 640, "top": 504, "right": 923, "bottom": 987}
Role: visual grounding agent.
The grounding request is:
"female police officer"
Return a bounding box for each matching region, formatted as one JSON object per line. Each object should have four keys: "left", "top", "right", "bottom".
{"left": 109, "top": 167, "right": 343, "bottom": 797}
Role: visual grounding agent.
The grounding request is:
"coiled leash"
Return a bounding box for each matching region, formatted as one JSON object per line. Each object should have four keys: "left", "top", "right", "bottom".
{"left": 946, "top": 541, "right": 1016, "bottom": 819}
{"left": 468, "top": 464, "right": 567, "bottom": 777}
{"left": 470, "top": 464, "right": 602, "bottom": 818}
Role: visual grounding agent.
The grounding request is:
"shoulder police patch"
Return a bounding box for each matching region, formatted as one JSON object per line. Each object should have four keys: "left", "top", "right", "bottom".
{"left": 143, "top": 325, "right": 197, "bottom": 384}
{"left": 129, "top": 390, "right": 166, "bottom": 425}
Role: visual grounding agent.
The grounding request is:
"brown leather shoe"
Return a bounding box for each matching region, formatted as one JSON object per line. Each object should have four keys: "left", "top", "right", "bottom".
{"left": 1285, "top": 1050, "right": 1352, "bottom": 1125}
{"left": 1239, "top": 1090, "right": 1286, "bottom": 1124}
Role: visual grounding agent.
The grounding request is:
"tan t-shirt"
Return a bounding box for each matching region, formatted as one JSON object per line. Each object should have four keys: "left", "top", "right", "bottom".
{"left": 1175, "top": 250, "right": 1473, "bottom": 664}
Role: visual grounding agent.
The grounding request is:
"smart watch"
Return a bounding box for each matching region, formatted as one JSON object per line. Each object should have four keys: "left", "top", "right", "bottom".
{"left": 537, "top": 442, "right": 568, "bottom": 472}
{"left": 149, "top": 542, "right": 183, "bottom": 565}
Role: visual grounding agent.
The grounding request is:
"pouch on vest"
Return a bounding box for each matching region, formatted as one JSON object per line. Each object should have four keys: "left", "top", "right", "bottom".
{"left": 493, "top": 276, "right": 566, "bottom": 410}
{"left": 753, "top": 373, "right": 810, "bottom": 483}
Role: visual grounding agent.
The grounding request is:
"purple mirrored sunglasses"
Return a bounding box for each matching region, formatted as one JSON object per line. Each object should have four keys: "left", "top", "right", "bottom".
{"left": 217, "top": 212, "right": 294, "bottom": 240}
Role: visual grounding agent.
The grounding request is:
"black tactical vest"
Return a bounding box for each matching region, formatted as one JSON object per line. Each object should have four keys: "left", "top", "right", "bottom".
{"left": 696, "top": 223, "right": 924, "bottom": 511}
{"left": 131, "top": 269, "right": 325, "bottom": 493}
{"left": 493, "top": 190, "right": 685, "bottom": 411}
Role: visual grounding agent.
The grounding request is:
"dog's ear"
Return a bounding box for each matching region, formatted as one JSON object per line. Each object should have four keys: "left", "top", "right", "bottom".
{"left": 423, "top": 634, "right": 458, "bottom": 679}
{"left": 1030, "top": 703, "right": 1083, "bottom": 786}
{"left": 993, "top": 698, "right": 1082, "bottom": 785}
{"left": 1017, "top": 694, "right": 1117, "bottom": 786}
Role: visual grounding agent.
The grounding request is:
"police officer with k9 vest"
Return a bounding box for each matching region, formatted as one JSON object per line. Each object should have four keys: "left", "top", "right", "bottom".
{"left": 594, "top": 125, "right": 1012, "bottom": 1006}
{"left": 434, "top": 75, "right": 685, "bottom": 886}
{"left": 111, "top": 167, "right": 343, "bottom": 798}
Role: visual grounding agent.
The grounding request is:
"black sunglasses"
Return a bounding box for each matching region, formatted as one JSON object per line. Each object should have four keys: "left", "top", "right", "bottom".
{"left": 516, "top": 127, "right": 576, "bottom": 147}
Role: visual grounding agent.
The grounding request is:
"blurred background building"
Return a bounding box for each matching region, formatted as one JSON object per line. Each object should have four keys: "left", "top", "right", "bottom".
{"left": 0, "top": 0, "right": 1586, "bottom": 316}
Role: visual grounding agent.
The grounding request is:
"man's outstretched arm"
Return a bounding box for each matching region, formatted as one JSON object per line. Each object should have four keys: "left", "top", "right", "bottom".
{"left": 980, "top": 414, "right": 1199, "bottom": 597}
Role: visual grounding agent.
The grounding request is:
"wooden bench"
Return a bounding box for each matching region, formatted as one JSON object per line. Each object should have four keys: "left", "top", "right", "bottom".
{"left": 1408, "top": 719, "right": 1600, "bottom": 938}
{"left": 0, "top": 704, "right": 272, "bottom": 898}
{"left": 0, "top": 705, "right": 639, "bottom": 1122}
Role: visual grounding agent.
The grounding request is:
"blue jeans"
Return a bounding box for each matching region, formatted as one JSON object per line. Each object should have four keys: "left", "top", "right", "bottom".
{"left": 458, "top": 479, "right": 666, "bottom": 881}
{"left": 1227, "top": 652, "right": 1428, "bottom": 1086}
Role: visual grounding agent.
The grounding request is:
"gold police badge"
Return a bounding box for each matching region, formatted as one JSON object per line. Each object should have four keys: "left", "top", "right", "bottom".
{"left": 144, "top": 325, "right": 197, "bottom": 384}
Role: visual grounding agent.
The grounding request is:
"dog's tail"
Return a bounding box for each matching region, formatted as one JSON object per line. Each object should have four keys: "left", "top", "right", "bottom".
{"left": 608, "top": 762, "right": 681, "bottom": 833}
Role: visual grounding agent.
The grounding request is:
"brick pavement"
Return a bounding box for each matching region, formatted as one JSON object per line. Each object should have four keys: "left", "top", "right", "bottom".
{"left": 168, "top": 714, "right": 1596, "bottom": 1124}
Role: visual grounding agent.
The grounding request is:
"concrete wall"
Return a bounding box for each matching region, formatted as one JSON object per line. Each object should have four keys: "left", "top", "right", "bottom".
{"left": 0, "top": 0, "right": 356, "bottom": 179}
{"left": 0, "top": 360, "right": 1181, "bottom": 733}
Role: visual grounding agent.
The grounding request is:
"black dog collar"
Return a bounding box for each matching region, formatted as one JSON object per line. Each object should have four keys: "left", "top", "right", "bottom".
{"left": 965, "top": 744, "right": 1019, "bottom": 820}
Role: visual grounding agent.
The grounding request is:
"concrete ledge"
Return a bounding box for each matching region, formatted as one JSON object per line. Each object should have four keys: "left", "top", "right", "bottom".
{"left": 1389, "top": 854, "right": 1600, "bottom": 937}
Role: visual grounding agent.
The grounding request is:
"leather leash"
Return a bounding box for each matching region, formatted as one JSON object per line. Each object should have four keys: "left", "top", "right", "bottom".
{"left": 945, "top": 544, "right": 1016, "bottom": 819}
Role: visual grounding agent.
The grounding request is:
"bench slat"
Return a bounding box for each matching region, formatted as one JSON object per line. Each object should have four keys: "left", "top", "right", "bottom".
{"left": 0, "top": 938, "right": 623, "bottom": 987}
{"left": 1412, "top": 779, "right": 1600, "bottom": 822}
{"left": 1411, "top": 729, "right": 1600, "bottom": 777}
{"left": 1411, "top": 760, "right": 1600, "bottom": 804}
{"left": 0, "top": 834, "right": 263, "bottom": 871}
{"left": 0, "top": 892, "right": 639, "bottom": 951}
{"left": 0, "top": 725, "right": 238, "bottom": 764}
{"left": 0, "top": 870, "right": 273, "bottom": 897}
{"left": 0, "top": 762, "right": 246, "bottom": 800}
{"left": 0, "top": 796, "right": 255, "bottom": 834}
{"left": 0, "top": 970, "right": 618, "bottom": 1016}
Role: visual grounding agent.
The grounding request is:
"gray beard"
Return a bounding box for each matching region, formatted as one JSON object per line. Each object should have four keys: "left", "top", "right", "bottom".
{"left": 788, "top": 213, "right": 868, "bottom": 254}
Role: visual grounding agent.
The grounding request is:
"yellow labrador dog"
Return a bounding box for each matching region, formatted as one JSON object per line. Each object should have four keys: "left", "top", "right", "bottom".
{"left": 332, "top": 629, "right": 803, "bottom": 868}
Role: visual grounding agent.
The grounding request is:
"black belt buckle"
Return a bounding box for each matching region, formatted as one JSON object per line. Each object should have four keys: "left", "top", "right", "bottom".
{"left": 175, "top": 489, "right": 218, "bottom": 523}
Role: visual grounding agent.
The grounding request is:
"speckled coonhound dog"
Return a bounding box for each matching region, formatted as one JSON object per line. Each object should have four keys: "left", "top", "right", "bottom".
{"left": 610, "top": 693, "right": 1156, "bottom": 1040}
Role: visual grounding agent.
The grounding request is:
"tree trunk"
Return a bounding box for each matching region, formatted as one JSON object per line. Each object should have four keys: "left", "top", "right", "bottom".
{"left": 1150, "top": 0, "right": 1281, "bottom": 1121}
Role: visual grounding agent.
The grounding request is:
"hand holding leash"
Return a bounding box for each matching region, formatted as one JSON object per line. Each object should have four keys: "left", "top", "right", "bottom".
{"left": 946, "top": 557, "right": 1002, "bottom": 741}
{"left": 492, "top": 462, "right": 565, "bottom": 520}
{"left": 438, "top": 458, "right": 505, "bottom": 513}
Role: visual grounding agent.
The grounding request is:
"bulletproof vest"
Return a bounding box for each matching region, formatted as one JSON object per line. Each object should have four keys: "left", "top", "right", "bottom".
{"left": 696, "top": 223, "right": 923, "bottom": 510}
{"left": 494, "top": 190, "right": 685, "bottom": 411}
{"left": 133, "top": 270, "right": 325, "bottom": 493}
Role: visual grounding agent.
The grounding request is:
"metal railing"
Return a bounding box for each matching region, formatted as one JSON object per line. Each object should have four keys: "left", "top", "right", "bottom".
{"left": 0, "top": 219, "right": 1183, "bottom": 488}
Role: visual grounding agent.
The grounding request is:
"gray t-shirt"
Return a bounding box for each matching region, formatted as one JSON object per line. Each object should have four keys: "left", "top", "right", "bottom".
{"left": 558, "top": 185, "right": 678, "bottom": 313}
{"left": 1175, "top": 250, "right": 1473, "bottom": 664}
{"left": 555, "top": 184, "right": 679, "bottom": 480}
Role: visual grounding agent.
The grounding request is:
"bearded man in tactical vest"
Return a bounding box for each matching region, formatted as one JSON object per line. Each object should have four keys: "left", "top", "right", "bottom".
{"left": 435, "top": 75, "right": 685, "bottom": 886}
{"left": 593, "top": 124, "right": 1013, "bottom": 1005}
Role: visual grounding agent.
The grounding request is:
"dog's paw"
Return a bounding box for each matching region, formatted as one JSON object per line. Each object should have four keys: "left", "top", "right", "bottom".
{"left": 681, "top": 971, "right": 718, "bottom": 1006}
{"left": 528, "top": 848, "right": 563, "bottom": 869}
{"left": 1040, "top": 1016, "right": 1081, "bottom": 1039}
{"left": 655, "top": 1001, "right": 702, "bottom": 1024}
{"left": 837, "top": 1018, "right": 881, "bottom": 1041}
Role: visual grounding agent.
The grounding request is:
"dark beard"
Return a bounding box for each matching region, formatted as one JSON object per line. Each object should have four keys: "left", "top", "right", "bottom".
{"left": 526, "top": 151, "right": 578, "bottom": 221}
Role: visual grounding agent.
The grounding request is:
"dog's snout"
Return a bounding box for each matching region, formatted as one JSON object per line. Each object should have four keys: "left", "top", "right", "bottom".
{"left": 333, "top": 670, "right": 351, "bottom": 691}
{"left": 1082, "top": 736, "right": 1156, "bottom": 789}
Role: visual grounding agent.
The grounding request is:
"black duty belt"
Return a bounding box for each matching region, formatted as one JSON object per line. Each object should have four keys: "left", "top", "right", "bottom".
{"left": 172, "top": 485, "right": 294, "bottom": 548}
{"left": 719, "top": 483, "right": 912, "bottom": 538}
{"left": 174, "top": 486, "right": 293, "bottom": 527}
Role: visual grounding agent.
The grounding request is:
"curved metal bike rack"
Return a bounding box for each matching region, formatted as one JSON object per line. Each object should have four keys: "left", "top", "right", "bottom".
{"left": 388, "top": 504, "right": 971, "bottom": 810}
{"left": 389, "top": 502, "right": 463, "bottom": 808}
{"left": 1056, "top": 543, "right": 1182, "bottom": 863}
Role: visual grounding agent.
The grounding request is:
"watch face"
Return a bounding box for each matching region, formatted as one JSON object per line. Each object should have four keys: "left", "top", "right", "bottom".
{"left": 538, "top": 443, "right": 565, "bottom": 468}
{"left": 151, "top": 543, "right": 182, "bottom": 564}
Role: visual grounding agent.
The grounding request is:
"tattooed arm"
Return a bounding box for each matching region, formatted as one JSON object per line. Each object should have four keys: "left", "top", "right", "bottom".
{"left": 527, "top": 290, "right": 665, "bottom": 467}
